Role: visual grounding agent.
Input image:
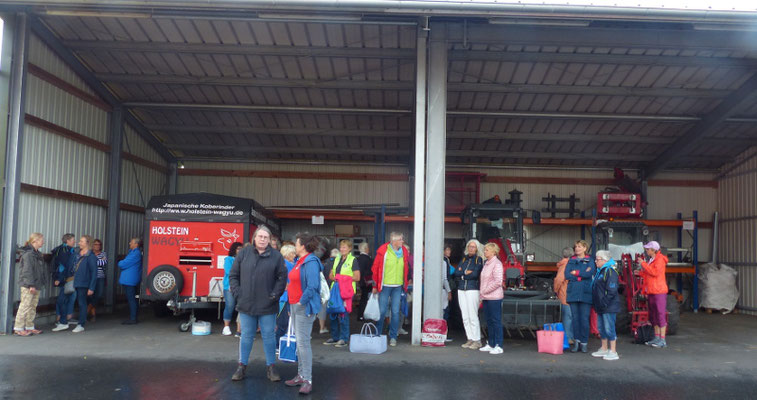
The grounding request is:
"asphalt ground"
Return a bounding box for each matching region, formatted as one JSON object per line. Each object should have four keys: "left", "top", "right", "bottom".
{"left": 1, "top": 308, "right": 755, "bottom": 400}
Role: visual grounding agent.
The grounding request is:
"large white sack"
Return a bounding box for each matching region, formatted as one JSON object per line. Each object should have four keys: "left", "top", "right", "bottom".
{"left": 698, "top": 263, "right": 739, "bottom": 312}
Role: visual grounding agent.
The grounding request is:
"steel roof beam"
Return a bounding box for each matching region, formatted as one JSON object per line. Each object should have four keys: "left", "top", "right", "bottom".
{"left": 145, "top": 124, "right": 757, "bottom": 145}
{"left": 99, "top": 74, "right": 415, "bottom": 90}
{"left": 449, "top": 50, "right": 757, "bottom": 69}
{"left": 448, "top": 82, "right": 729, "bottom": 98}
{"left": 65, "top": 40, "right": 416, "bottom": 59}
{"left": 457, "top": 24, "right": 757, "bottom": 52}
{"left": 99, "top": 73, "right": 728, "bottom": 98}
{"left": 167, "top": 143, "right": 655, "bottom": 161}
{"left": 644, "top": 72, "right": 757, "bottom": 177}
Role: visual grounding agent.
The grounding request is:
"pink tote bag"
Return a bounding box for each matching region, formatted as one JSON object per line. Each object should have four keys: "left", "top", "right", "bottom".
{"left": 537, "top": 325, "right": 564, "bottom": 355}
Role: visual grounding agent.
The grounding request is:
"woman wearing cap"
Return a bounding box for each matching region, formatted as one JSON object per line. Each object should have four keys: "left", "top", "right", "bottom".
{"left": 640, "top": 241, "right": 669, "bottom": 348}
{"left": 564, "top": 240, "right": 596, "bottom": 353}
{"left": 591, "top": 250, "right": 620, "bottom": 361}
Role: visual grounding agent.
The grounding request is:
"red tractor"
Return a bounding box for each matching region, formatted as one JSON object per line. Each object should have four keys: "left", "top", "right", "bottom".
{"left": 595, "top": 221, "right": 679, "bottom": 336}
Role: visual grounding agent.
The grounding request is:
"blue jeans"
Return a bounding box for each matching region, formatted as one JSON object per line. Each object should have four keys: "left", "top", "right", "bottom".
{"left": 561, "top": 304, "right": 574, "bottom": 342}
{"left": 377, "top": 286, "right": 403, "bottom": 339}
{"left": 124, "top": 285, "right": 138, "bottom": 322}
{"left": 597, "top": 312, "right": 617, "bottom": 341}
{"left": 330, "top": 313, "right": 350, "bottom": 342}
{"left": 88, "top": 278, "right": 105, "bottom": 306}
{"left": 569, "top": 302, "right": 592, "bottom": 344}
{"left": 239, "top": 313, "right": 276, "bottom": 366}
{"left": 223, "top": 290, "right": 236, "bottom": 321}
{"left": 483, "top": 300, "right": 503, "bottom": 348}
{"left": 76, "top": 288, "right": 89, "bottom": 326}
{"left": 57, "top": 287, "right": 76, "bottom": 324}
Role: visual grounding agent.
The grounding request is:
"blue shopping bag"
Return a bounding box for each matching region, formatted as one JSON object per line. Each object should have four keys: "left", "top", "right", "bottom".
{"left": 278, "top": 316, "right": 297, "bottom": 363}
{"left": 544, "top": 322, "right": 569, "bottom": 349}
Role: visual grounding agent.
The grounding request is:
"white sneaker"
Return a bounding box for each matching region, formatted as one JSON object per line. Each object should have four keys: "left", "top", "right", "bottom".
{"left": 52, "top": 323, "right": 69, "bottom": 332}
{"left": 489, "top": 346, "right": 503, "bottom": 355}
{"left": 398, "top": 328, "right": 409, "bottom": 335}
{"left": 591, "top": 349, "right": 609, "bottom": 358}
{"left": 479, "top": 344, "right": 493, "bottom": 352}
{"left": 222, "top": 326, "right": 232, "bottom": 336}
{"left": 319, "top": 328, "right": 329, "bottom": 334}
{"left": 603, "top": 351, "right": 619, "bottom": 361}
{"left": 72, "top": 325, "right": 85, "bottom": 333}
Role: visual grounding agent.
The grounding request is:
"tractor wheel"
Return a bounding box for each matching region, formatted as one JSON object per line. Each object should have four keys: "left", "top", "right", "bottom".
{"left": 615, "top": 294, "right": 631, "bottom": 336}
{"left": 146, "top": 265, "right": 184, "bottom": 301}
{"left": 666, "top": 294, "right": 680, "bottom": 336}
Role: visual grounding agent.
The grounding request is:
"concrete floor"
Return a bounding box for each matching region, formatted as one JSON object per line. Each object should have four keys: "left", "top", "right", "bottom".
{"left": 1, "top": 309, "right": 756, "bottom": 399}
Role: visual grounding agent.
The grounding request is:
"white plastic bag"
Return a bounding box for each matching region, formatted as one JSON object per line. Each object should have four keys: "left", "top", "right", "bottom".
{"left": 319, "top": 272, "right": 330, "bottom": 304}
{"left": 364, "top": 293, "right": 381, "bottom": 321}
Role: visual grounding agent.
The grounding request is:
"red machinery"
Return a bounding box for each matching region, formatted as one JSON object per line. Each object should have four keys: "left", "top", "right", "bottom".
{"left": 595, "top": 222, "right": 679, "bottom": 336}
{"left": 142, "top": 193, "right": 279, "bottom": 331}
{"left": 597, "top": 192, "right": 642, "bottom": 218}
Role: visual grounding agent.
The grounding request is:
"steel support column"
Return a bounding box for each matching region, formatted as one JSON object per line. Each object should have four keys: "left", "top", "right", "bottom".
{"left": 168, "top": 162, "right": 178, "bottom": 195}
{"left": 410, "top": 26, "right": 427, "bottom": 346}
{"left": 104, "top": 107, "right": 124, "bottom": 312}
{"left": 0, "top": 13, "right": 28, "bottom": 334}
{"left": 422, "top": 23, "right": 446, "bottom": 323}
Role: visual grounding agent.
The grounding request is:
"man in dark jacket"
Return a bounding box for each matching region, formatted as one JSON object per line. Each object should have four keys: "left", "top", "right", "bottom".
{"left": 229, "top": 225, "right": 288, "bottom": 383}
{"left": 591, "top": 250, "right": 621, "bottom": 361}
{"left": 51, "top": 233, "right": 76, "bottom": 328}
{"left": 355, "top": 242, "right": 373, "bottom": 321}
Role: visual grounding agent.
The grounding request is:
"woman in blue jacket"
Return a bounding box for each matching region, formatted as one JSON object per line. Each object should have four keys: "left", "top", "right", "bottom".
{"left": 71, "top": 236, "right": 98, "bottom": 333}
{"left": 119, "top": 237, "right": 143, "bottom": 325}
{"left": 591, "top": 250, "right": 621, "bottom": 361}
{"left": 223, "top": 242, "right": 243, "bottom": 336}
{"left": 564, "top": 240, "right": 596, "bottom": 353}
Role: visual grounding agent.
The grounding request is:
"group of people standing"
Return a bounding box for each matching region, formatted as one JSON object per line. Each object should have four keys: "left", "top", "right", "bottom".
{"left": 553, "top": 239, "right": 670, "bottom": 361}
{"left": 13, "top": 232, "right": 143, "bottom": 336}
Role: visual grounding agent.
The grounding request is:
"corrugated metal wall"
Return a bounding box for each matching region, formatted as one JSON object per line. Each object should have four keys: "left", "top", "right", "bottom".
{"left": 717, "top": 147, "right": 757, "bottom": 316}
{"left": 16, "top": 34, "right": 111, "bottom": 305}
{"left": 119, "top": 125, "right": 168, "bottom": 255}
{"left": 178, "top": 161, "right": 409, "bottom": 208}
{"left": 178, "top": 162, "right": 715, "bottom": 264}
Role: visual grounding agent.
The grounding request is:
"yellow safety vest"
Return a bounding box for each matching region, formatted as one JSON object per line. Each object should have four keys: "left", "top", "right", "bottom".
{"left": 331, "top": 252, "right": 357, "bottom": 292}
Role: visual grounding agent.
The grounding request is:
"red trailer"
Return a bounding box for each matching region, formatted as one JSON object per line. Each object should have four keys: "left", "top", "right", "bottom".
{"left": 142, "top": 193, "right": 280, "bottom": 331}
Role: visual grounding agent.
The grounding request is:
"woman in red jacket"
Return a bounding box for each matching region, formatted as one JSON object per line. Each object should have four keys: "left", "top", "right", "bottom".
{"left": 640, "top": 241, "right": 669, "bottom": 348}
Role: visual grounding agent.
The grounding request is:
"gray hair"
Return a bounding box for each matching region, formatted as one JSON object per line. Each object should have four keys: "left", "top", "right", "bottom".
{"left": 562, "top": 247, "right": 573, "bottom": 259}
{"left": 465, "top": 239, "right": 485, "bottom": 259}
{"left": 389, "top": 232, "right": 404, "bottom": 242}
{"left": 62, "top": 233, "right": 75, "bottom": 243}
{"left": 358, "top": 242, "right": 369, "bottom": 253}
{"left": 131, "top": 237, "right": 142, "bottom": 246}
{"left": 330, "top": 248, "right": 340, "bottom": 258}
{"left": 595, "top": 250, "right": 612, "bottom": 262}
{"left": 252, "top": 225, "right": 272, "bottom": 242}
{"left": 280, "top": 244, "right": 296, "bottom": 259}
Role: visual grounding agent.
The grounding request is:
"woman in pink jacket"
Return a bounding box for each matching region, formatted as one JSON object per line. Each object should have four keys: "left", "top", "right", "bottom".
{"left": 480, "top": 242, "right": 504, "bottom": 355}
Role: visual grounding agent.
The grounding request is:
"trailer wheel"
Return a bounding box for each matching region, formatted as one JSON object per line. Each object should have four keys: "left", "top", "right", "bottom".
{"left": 666, "top": 294, "right": 680, "bottom": 336}
{"left": 147, "top": 265, "right": 184, "bottom": 301}
{"left": 179, "top": 321, "right": 191, "bottom": 332}
{"left": 615, "top": 294, "right": 631, "bottom": 336}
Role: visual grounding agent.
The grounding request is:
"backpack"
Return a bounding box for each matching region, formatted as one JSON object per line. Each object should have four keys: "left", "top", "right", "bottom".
{"left": 326, "top": 280, "right": 346, "bottom": 315}
{"left": 634, "top": 322, "right": 655, "bottom": 344}
{"left": 319, "top": 272, "right": 330, "bottom": 304}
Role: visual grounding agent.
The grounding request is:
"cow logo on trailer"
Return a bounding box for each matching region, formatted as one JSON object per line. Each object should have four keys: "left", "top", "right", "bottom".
{"left": 218, "top": 229, "right": 240, "bottom": 251}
